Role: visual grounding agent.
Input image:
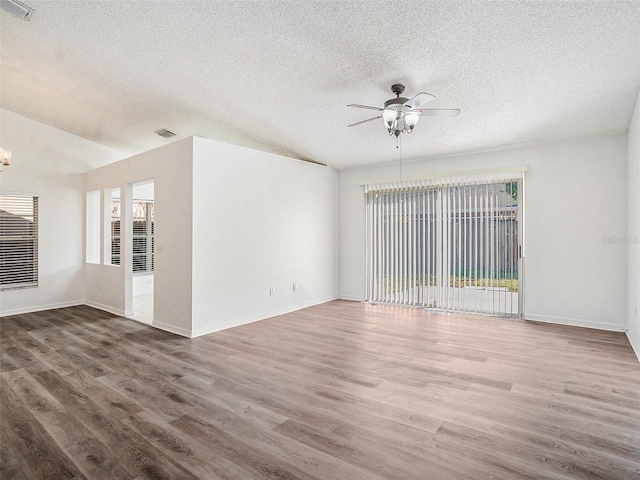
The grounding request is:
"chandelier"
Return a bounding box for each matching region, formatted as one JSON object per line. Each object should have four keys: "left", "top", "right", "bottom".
{"left": 0, "top": 148, "right": 11, "bottom": 173}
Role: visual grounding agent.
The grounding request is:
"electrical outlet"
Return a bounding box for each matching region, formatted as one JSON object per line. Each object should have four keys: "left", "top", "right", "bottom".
{"left": 98, "top": 282, "right": 102, "bottom": 291}
{"left": 293, "top": 283, "right": 299, "bottom": 292}
{"left": 270, "top": 286, "right": 275, "bottom": 296}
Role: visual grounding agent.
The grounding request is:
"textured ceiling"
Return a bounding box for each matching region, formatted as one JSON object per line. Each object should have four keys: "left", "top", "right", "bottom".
{"left": 1, "top": 1, "right": 640, "bottom": 170}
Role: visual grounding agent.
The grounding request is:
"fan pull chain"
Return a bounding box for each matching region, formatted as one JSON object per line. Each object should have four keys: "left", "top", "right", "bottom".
{"left": 398, "top": 135, "right": 403, "bottom": 181}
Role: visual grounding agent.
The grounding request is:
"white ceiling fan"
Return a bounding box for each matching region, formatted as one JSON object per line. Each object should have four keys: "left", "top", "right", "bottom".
{"left": 348, "top": 84, "right": 460, "bottom": 138}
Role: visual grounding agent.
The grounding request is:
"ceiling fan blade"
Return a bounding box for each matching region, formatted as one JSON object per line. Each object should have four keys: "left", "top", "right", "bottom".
{"left": 347, "top": 116, "right": 382, "bottom": 127}
{"left": 347, "top": 104, "right": 383, "bottom": 111}
{"left": 403, "top": 92, "right": 436, "bottom": 109}
{"left": 418, "top": 108, "right": 461, "bottom": 117}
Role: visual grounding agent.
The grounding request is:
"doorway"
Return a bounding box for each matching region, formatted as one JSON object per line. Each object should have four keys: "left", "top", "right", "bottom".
{"left": 365, "top": 178, "right": 522, "bottom": 317}
{"left": 129, "top": 181, "right": 154, "bottom": 324}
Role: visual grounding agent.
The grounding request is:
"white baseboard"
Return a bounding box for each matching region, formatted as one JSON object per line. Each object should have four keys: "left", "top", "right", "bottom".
{"left": 191, "top": 295, "right": 337, "bottom": 338}
{"left": 627, "top": 329, "right": 640, "bottom": 363}
{"left": 337, "top": 294, "right": 365, "bottom": 302}
{"left": 83, "top": 300, "right": 126, "bottom": 318}
{"left": 86, "top": 302, "right": 192, "bottom": 338}
{"left": 0, "top": 300, "right": 85, "bottom": 318}
{"left": 1, "top": 297, "right": 335, "bottom": 341}
{"left": 86, "top": 301, "right": 192, "bottom": 338}
{"left": 151, "top": 320, "right": 192, "bottom": 338}
{"left": 524, "top": 313, "right": 626, "bottom": 332}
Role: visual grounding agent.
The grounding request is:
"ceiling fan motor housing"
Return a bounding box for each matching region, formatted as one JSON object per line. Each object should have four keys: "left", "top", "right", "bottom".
{"left": 386, "top": 84, "right": 409, "bottom": 110}
{"left": 391, "top": 84, "right": 406, "bottom": 96}
{"left": 384, "top": 98, "right": 409, "bottom": 110}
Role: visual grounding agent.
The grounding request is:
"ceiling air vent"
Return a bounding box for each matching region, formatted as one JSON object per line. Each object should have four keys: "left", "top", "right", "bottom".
{"left": 155, "top": 129, "right": 176, "bottom": 139}
{"left": 1, "top": 0, "right": 34, "bottom": 20}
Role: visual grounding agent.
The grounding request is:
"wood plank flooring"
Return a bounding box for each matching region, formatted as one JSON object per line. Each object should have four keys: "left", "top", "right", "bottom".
{"left": 1, "top": 300, "right": 639, "bottom": 480}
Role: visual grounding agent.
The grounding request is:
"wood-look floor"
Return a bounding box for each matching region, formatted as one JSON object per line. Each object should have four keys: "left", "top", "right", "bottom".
{"left": 1, "top": 301, "right": 639, "bottom": 480}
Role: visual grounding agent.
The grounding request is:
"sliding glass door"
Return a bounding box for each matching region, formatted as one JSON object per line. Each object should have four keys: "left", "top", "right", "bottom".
{"left": 365, "top": 179, "right": 521, "bottom": 316}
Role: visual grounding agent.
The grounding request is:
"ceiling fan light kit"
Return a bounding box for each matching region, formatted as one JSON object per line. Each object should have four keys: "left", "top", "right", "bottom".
{"left": 0, "top": 148, "right": 12, "bottom": 172}
{"left": 348, "top": 83, "right": 460, "bottom": 139}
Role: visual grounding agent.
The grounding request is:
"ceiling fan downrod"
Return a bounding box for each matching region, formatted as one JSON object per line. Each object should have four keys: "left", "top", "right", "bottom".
{"left": 391, "top": 84, "right": 405, "bottom": 97}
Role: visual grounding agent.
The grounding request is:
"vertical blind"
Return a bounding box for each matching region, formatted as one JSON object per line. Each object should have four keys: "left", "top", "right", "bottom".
{"left": 365, "top": 175, "right": 521, "bottom": 316}
{"left": 0, "top": 194, "right": 38, "bottom": 290}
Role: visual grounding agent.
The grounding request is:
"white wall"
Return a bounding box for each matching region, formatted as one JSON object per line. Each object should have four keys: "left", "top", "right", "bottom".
{"left": 339, "top": 135, "right": 629, "bottom": 331}
{"left": 0, "top": 108, "right": 123, "bottom": 316}
{"left": 191, "top": 137, "right": 338, "bottom": 336}
{"left": 111, "top": 181, "right": 154, "bottom": 201}
{"left": 133, "top": 274, "right": 154, "bottom": 296}
{"left": 628, "top": 89, "right": 640, "bottom": 360}
{"left": 85, "top": 138, "right": 194, "bottom": 336}
{"left": 132, "top": 181, "right": 154, "bottom": 201}
{"left": 85, "top": 136, "right": 338, "bottom": 338}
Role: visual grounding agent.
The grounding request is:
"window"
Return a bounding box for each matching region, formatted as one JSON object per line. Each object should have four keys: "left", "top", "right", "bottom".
{"left": 0, "top": 194, "right": 38, "bottom": 290}
{"left": 365, "top": 176, "right": 521, "bottom": 316}
{"left": 110, "top": 198, "right": 154, "bottom": 273}
{"left": 132, "top": 201, "right": 154, "bottom": 273}
{"left": 108, "top": 188, "right": 120, "bottom": 266}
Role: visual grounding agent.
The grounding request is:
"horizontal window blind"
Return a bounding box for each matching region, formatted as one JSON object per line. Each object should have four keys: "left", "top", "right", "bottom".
{"left": 365, "top": 175, "right": 521, "bottom": 316}
{"left": 132, "top": 201, "right": 154, "bottom": 274}
{"left": 111, "top": 199, "right": 154, "bottom": 273}
{"left": 0, "top": 194, "right": 38, "bottom": 290}
{"left": 111, "top": 198, "right": 121, "bottom": 266}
